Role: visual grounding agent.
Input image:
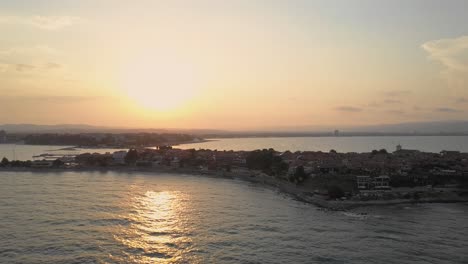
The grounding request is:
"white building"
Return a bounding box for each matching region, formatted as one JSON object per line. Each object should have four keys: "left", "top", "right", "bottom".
{"left": 112, "top": 150, "right": 128, "bottom": 165}
{"left": 374, "top": 175, "right": 391, "bottom": 190}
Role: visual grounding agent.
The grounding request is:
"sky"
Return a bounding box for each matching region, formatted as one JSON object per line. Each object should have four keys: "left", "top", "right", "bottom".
{"left": 0, "top": 0, "right": 467, "bottom": 130}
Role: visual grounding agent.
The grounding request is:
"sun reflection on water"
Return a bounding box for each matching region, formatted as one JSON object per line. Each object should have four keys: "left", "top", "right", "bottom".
{"left": 113, "top": 190, "right": 197, "bottom": 263}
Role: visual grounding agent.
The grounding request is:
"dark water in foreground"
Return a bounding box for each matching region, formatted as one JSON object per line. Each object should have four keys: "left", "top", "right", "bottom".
{"left": 0, "top": 172, "right": 467, "bottom": 264}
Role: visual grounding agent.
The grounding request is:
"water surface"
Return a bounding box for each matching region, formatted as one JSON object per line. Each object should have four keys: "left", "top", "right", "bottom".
{"left": 179, "top": 136, "right": 468, "bottom": 153}
{"left": 0, "top": 144, "right": 125, "bottom": 161}
{"left": 0, "top": 171, "right": 467, "bottom": 263}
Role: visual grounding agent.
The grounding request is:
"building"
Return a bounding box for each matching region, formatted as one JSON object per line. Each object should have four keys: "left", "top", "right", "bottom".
{"left": 112, "top": 150, "right": 128, "bottom": 165}
{"left": 373, "top": 175, "right": 391, "bottom": 190}
{"left": 31, "top": 160, "right": 54, "bottom": 168}
{"left": 356, "top": 176, "right": 371, "bottom": 190}
{"left": 0, "top": 130, "right": 6, "bottom": 143}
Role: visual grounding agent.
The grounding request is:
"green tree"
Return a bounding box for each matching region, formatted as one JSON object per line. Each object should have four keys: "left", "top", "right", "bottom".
{"left": 125, "top": 149, "right": 139, "bottom": 164}
{"left": 289, "top": 165, "right": 308, "bottom": 183}
{"left": 327, "top": 185, "right": 345, "bottom": 199}
{"left": 1, "top": 157, "right": 9, "bottom": 167}
{"left": 53, "top": 159, "right": 64, "bottom": 168}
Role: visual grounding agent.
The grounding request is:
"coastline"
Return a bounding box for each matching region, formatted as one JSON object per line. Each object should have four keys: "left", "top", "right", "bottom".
{"left": 2, "top": 167, "right": 467, "bottom": 210}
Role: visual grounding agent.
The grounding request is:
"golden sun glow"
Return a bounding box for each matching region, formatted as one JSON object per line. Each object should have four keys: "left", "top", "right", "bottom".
{"left": 119, "top": 54, "right": 199, "bottom": 111}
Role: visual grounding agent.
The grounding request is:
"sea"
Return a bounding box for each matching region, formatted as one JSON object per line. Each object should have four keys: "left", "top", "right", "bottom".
{"left": 0, "top": 144, "right": 125, "bottom": 161}
{"left": 1, "top": 137, "right": 468, "bottom": 263}
{"left": 1, "top": 136, "right": 468, "bottom": 161}
{"left": 0, "top": 171, "right": 467, "bottom": 263}
{"left": 178, "top": 136, "right": 468, "bottom": 153}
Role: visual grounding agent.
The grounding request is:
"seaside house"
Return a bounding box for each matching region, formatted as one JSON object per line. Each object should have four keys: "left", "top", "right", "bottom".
{"left": 31, "top": 160, "right": 54, "bottom": 168}
{"left": 373, "top": 175, "right": 391, "bottom": 190}
{"left": 356, "top": 176, "right": 372, "bottom": 190}
{"left": 112, "top": 151, "right": 128, "bottom": 165}
{"left": 0, "top": 130, "right": 6, "bottom": 143}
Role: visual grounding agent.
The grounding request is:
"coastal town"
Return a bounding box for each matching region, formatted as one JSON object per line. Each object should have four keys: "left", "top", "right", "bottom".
{"left": 1, "top": 131, "right": 468, "bottom": 208}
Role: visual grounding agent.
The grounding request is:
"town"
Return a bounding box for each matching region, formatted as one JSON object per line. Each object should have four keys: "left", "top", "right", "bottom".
{"left": 2, "top": 142, "right": 468, "bottom": 206}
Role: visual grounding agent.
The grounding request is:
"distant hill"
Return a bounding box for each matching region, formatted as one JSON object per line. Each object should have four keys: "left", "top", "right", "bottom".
{"left": 347, "top": 120, "right": 468, "bottom": 134}
{"left": 0, "top": 124, "right": 226, "bottom": 135}
{"left": 1, "top": 120, "right": 468, "bottom": 136}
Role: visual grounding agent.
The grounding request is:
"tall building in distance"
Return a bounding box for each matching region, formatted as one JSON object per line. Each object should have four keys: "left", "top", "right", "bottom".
{"left": 334, "top": 130, "right": 340, "bottom": 137}
{"left": 0, "top": 130, "right": 6, "bottom": 143}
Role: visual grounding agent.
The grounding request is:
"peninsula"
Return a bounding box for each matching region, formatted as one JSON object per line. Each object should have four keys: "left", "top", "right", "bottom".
{"left": 2, "top": 145, "right": 468, "bottom": 210}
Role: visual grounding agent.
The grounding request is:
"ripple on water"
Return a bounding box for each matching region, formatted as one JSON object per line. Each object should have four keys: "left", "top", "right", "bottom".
{"left": 1, "top": 172, "right": 468, "bottom": 264}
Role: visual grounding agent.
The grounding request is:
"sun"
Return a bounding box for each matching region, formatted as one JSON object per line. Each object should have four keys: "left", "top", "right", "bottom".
{"left": 119, "top": 55, "right": 199, "bottom": 111}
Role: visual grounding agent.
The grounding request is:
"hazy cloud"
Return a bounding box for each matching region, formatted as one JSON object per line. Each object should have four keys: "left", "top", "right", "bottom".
{"left": 422, "top": 35, "right": 468, "bottom": 88}
{"left": 383, "top": 99, "right": 402, "bottom": 104}
{"left": 367, "top": 102, "right": 380, "bottom": 108}
{"left": 386, "top": 110, "right": 405, "bottom": 115}
{"left": 456, "top": 97, "right": 468, "bottom": 103}
{"left": 45, "top": 62, "right": 62, "bottom": 69}
{"left": 335, "top": 106, "right": 362, "bottom": 112}
{"left": 435, "top": 107, "right": 462, "bottom": 113}
{"left": 30, "top": 16, "right": 82, "bottom": 30}
{"left": 15, "top": 64, "right": 35, "bottom": 72}
{"left": 0, "top": 46, "right": 57, "bottom": 57}
{"left": 0, "top": 63, "right": 8, "bottom": 73}
{"left": 0, "top": 95, "right": 105, "bottom": 103}
{"left": 0, "top": 15, "right": 82, "bottom": 30}
{"left": 383, "top": 90, "right": 411, "bottom": 97}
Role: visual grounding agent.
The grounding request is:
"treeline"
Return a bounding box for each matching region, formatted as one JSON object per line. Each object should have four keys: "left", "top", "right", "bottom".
{"left": 1, "top": 157, "right": 32, "bottom": 167}
{"left": 24, "top": 134, "right": 98, "bottom": 146}
{"left": 246, "top": 149, "right": 289, "bottom": 175}
{"left": 22, "top": 133, "right": 196, "bottom": 147}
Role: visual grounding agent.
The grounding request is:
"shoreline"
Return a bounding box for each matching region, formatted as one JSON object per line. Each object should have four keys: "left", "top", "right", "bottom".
{"left": 2, "top": 167, "right": 467, "bottom": 210}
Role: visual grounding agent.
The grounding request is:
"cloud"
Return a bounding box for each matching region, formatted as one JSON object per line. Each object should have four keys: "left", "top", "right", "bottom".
{"left": 386, "top": 110, "right": 405, "bottom": 115}
{"left": 0, "top": 62, "right": 64, "bottom": 73}
{"left": 45, "top": 62, "right": 62, "bottom": 69}
{"left": 383, "top": 90, "right": 411, "bottom": 97}
{"left": 0, "top": 15, "right": 82, "bottom": 30}
{"left": 383, "top": 99, "right": 402, "bottom": 104}
{"left": 0, "top": 95, "right": 105, "bottom": 103}
{"left": 0, "top": 46, "right": 63, "bottom": 74}
{"left": 435, "top": 107, "right": 463, "bottom": 113}
{"left": 422, "top": 35, "right": 468, "bottom": 88}
{"left": 29, "top": 16, "right": 82, "bottom": 30}
{"left": 15, "top": 64, "right": 35, "bottom": 72}
{"left": 335, "top": 106, "right": 363, "bottom": 112}
{"left": 0, "top": 46, "right": 57, "bottom": 57}
{"left": 0, "top": 63, "right": 8, "bottom": 73}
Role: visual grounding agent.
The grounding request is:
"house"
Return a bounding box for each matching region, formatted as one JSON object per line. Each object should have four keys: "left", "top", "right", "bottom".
{"left": 31, "top": 160, "right": 54, "bottom": 168}
{"left": 112, "top": 150, "right": 127, "bottom": 165}
{"left": 440, "top": 150, "right": 461, "bottom": 158}
{"left": 356, "top": 176, "right": 371, "bottom": 190}
{"left": 0, "top": 130, "right": 6, "bottom": 143}
{"left": 373, "top": 175, "right": 391, "bottom": 190}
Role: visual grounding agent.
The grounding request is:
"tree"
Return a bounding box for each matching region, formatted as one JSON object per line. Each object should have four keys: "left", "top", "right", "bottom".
{"left": 53, "top": 159, "right": 64, "bottom": 168}
{"left": 327, "top": 185, "right": 345, "bottom": 199}
{"left": 246, "top": 149, "right": 288, "bottom": 175}
{"left": 289, "top": 165, "right": 308, "bottom": 183}
{"left": 1, "top": 157, "right": 9, "bottom": 167}
{"left": 378, "top": 149, "right": 388, "bottom": 154}
{"left": 125, "top": 149, "right": 139, "bottom": 164}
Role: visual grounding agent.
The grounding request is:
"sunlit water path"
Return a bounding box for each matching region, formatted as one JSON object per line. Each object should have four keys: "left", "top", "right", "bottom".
{"left": 0, "top": 171, "right": 467, "bottom": 263}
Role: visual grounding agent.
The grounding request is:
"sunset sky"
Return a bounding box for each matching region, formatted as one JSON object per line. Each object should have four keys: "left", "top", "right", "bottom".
{"left": 1, "top": 0, "right": 467, "bottom": 130}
